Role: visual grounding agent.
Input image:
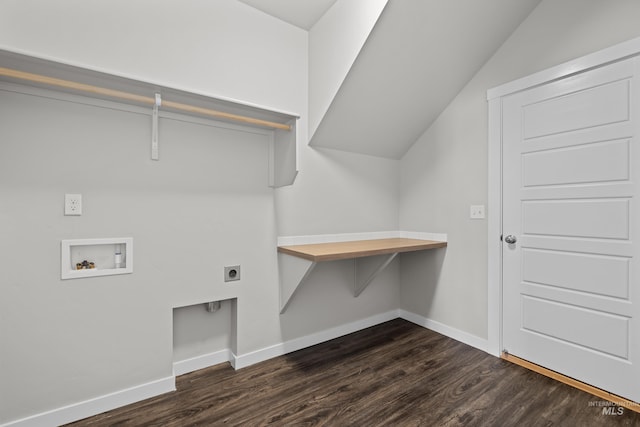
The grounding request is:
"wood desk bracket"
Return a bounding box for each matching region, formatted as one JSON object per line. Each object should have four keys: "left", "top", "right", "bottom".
{"left": 277, "top": 238, "right": 447, "bottom": 313}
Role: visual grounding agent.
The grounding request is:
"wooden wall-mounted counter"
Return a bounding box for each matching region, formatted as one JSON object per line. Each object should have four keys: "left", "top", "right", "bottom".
{"left": 278, "top": 238, "right": 447, "bottom": 262}
{"left": 277, "top": 237, "right": 447, "bottom": 313}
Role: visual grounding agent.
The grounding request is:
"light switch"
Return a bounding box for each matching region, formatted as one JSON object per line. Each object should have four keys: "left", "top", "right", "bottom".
{"left": 470, "top": 205, "right": 485, "bottom": 219}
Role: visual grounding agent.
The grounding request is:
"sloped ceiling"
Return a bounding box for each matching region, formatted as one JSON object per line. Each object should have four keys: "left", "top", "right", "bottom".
{"left": 309, "top": 0, "right": 542, "bottom": 159}
{"left": 237, "top": 0, "right": 338, "bottom": 30}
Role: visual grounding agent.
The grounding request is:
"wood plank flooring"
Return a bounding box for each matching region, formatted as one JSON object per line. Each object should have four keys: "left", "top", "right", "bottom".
{"left": 67, "top": 319, "right": 640, "bottom": 426}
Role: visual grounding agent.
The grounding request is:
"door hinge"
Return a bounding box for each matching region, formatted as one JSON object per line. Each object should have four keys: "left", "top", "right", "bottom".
{"left": 500, "top": 234, "right": 503, "bottom": 242}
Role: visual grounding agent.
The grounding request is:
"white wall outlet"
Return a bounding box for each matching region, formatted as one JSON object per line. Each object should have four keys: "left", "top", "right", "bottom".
{"left": 470, "top": 204, "right": 485, "bottom": 219}
{"left": 65, "top": 194, "right": 82, "bottom": 216}
{"left": 224, "top": 265, "right": 241, "bottom": 282}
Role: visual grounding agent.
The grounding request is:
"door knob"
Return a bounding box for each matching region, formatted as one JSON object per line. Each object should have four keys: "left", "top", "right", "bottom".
{"left": 504, "top": 235, "right": 517, "bottom": 244}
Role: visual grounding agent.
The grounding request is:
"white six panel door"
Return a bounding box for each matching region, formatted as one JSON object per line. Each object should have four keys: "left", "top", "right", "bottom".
{"left": 502, "top": 57, "right": 640, "bottom": 402}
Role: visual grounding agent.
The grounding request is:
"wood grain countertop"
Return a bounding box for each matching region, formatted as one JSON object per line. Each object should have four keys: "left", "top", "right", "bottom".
{"left": 277, "top": 238, "right": 447, "bottom": 262}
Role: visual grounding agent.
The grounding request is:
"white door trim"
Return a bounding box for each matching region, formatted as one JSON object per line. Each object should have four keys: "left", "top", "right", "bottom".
{"left": 486, "top": 35, "right": 640, "bottom": 357}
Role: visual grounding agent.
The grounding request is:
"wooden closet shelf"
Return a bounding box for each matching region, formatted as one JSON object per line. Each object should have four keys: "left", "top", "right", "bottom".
{"left": 0, "top": 49, "right": 300, "bottom": 188}
{"left": 277, "top": 238, "right": 447, "bottom": 262}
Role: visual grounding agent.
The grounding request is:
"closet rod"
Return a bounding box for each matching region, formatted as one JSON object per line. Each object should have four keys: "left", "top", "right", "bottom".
{"left": 0, "top": 67, "right": 292, "bottom": 131}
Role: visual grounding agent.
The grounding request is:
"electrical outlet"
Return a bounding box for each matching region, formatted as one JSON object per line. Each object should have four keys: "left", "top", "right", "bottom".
{"left": 470, "top": 204, "right": 485, "bottom": 219}
{"left": 224, "top": 265, "right": 241, "bottom": 282}
{"left": 65, "top": 194, "right": 82, "bottom": 216}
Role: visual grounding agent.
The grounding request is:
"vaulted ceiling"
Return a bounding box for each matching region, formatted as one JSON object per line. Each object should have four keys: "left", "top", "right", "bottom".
{"left": 237, "top": 0, "right": 338, "bottom": 30}
{"left": 239, "top": 0, "right": 542, "bottom": 159}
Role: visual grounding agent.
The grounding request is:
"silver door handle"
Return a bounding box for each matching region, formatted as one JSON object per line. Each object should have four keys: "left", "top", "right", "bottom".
{"left": 504, "top": 235, "right": 517, "bottom": 244}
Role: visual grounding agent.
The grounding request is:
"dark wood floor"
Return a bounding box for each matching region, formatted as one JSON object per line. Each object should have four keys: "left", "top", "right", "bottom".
{"left": 68, "top": 319, "right": 640, "bottom": 426}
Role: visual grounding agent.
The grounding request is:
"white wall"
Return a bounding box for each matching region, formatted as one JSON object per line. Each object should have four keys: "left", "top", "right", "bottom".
{"left": 0, "top": 89, "right": 274, "bottom": 423}
{"left": 0, "top": 0, "right": 402, "bottom": 424}
{"left": 173, "top": 301, "right": 233, "bottom": 364}
{"left": 274, "top": 0, "right": 401, "bottom": 361}
{"left": 0, "top": 0, "right": 303, "bottom": 111}
{"left": 399, "top": 0, "right": 640, "bottom": 340}
{"left": 308, "top": 0, "right": 388, "bottom": 140}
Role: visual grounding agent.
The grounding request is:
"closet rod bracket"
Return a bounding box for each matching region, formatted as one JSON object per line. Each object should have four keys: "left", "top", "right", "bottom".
{"left": 151, "top": 93, "right": 161, "bottom": 160}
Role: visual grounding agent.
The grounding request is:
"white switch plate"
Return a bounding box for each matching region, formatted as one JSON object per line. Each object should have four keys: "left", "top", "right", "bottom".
{"left": 470, "top": 205, "right": 485, "bottom": 219}
{"left": 65, "top": 194, "right": 82, "bottom": 216}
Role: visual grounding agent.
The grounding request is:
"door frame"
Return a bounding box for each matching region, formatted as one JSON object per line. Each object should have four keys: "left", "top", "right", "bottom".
{"left": 486, "top": 36, "right": 640, "bottom": 357}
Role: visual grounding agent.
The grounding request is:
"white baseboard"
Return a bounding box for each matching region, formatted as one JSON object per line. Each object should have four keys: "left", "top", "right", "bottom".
{"left": 173, "top": 349, "right": 233, "bottom": 376}
{"left": 233, "top": 310, "right": 400, "bottom": 369}
{"left": 4, "top": 309, "right": 486, "bottom": 427}
{"left": 1, "top": 376, "right": 175, "bottom": 427}
{"left": 399, "top": 309, "right": 488, "bottom": 352}
{"left": 194, "top": 310, "right": 485, "bottom": 372}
